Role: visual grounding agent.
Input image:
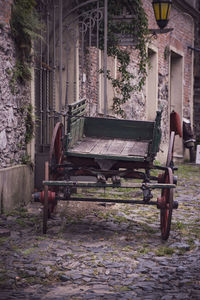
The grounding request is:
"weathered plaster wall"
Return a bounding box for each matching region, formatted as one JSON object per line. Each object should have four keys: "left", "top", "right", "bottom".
{"left": 0, "top": 165, "right": 33, "bottom": 213}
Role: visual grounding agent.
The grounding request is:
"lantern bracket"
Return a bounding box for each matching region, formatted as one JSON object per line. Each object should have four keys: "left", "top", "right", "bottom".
{"left": 188, "top": 46, "right": 200, "bottom": 52}
{"left": 149, "top": 28, "right": 173, "bottom": 35}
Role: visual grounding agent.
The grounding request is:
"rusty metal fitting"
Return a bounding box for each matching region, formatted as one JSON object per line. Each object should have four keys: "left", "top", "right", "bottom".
{"left": 40, "top": 190, "right": 56, "bottom": 205}
{"left": 33, "top": 191, "right": 56, "bottom": 205}
{"left": 158, "top": 173, "right": 165, "bottom": 183}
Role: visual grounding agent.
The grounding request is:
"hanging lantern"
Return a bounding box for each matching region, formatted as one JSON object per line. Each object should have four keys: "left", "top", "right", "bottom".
{"left": 152, "top": 0, "right": 172, "bottom": 29}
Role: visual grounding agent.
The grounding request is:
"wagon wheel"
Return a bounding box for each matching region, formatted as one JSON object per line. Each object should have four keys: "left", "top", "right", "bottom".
{"left": 159, "top": 167, "right": 174, "bottom": 240}
{"left": 48, "top": 122, "right": 64, "bottom": 215}
{"left": 49, "top": 122, "right": 64, "bottom": 176}
{"left": 166, "top": 131, "right": 175, "bottom": 168}
{"left": 43, "top": 161, "right": 49, "bottom": 234}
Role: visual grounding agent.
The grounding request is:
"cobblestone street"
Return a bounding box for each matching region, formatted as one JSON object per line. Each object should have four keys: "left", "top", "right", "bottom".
{"left": 0, "top": 163, "right": 200, "bottom": 299}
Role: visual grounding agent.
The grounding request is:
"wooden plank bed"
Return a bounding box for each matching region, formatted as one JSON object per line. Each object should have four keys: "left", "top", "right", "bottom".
{"left": 69, "top": 137, "right": 149, "bottom": 158}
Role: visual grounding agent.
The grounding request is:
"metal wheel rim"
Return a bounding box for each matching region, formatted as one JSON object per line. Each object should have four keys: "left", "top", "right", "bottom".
{"left": 160, "top": 167, "right": 174, "bottom": 240}
{"left": 166, "top": 131, "right": 175, "bottom": 167}
{"left": 49, "top": 122, "right": 63, "bottom": 167}
{"left": 43, "top": 161, "right": 49, "bottom": 234}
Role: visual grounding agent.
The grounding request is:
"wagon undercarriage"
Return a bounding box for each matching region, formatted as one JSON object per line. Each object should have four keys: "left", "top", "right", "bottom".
{"left": 40, "top": 164, "right": 177, "bottom": 240}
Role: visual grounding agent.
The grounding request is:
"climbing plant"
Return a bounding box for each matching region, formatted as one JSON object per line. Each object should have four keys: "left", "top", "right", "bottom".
{"left": 10, "top": 0, "right": 41, "bottom": 85}
{"left": 78, "top": 0, "right": 150, "bottom": 116}
{"left": 24, "top": 104, "right": 34, "bottom": 144}
{"left": 9, "top": 0, "right": 40, "bottom": 147}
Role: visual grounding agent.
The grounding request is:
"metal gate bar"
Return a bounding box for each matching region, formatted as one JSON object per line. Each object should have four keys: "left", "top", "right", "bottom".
{"left": 35, "top": 0, "right": 109, "bottom": 154}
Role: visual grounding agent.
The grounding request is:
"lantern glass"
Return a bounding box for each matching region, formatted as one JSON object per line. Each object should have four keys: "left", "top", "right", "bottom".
{"left": 152, "top": 0, "right": 172, "bottom": 29}
{"left": 161, "top": 3, "right": 171, "bottom": 20}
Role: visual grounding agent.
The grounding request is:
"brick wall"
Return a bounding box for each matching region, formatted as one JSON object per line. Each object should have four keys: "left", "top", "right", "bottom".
{"left": 84, "top": 1, "right": 194, "bottom": 158}
{"left": 144, "top": 0, "right": 194, "bottom": 155}
{"left": 193, "top": 1, "right": 200, "bottom": 139}
{"left": 144, "top": 0, "right": 194, "bottom": 116}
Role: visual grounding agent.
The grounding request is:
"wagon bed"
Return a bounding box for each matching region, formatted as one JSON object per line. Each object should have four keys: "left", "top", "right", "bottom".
{"left": 65, "top": 99, "right": 162, "bottom": 165}
{"left": 68, "top": 136, "right": 148, "bottom": 159}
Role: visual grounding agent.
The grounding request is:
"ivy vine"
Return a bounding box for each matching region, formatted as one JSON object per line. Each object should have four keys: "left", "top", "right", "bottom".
{"left": 10, "top": 0, "right": 41, "bottom": 85}
{"left": 78, "top": 0, "right": 150, "bottom": 116}
{"left": 25, "top": 104, "right": 34, "bottom": 144}
{"left": 9, "top": 0, "right": 40, "bottom": 146}
{"left": 20, "top": 104, "right": 35, "bottom": 144}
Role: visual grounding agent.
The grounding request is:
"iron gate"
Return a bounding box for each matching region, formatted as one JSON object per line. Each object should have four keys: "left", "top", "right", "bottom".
{"left": 34, "top": 0, "right": 109, "bottom": 188}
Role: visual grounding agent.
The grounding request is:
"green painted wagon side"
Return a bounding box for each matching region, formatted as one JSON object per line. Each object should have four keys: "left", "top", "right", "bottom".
{"left": 66, "top": 99, "right": 162, "bottom": 162}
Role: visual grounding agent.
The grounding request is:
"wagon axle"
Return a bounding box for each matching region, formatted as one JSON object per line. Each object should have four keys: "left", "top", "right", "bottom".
{"left": 157, "top": 197, "right": 178, "bottom": 210}
{"left": 158, "top": 172, "right": 178, "bottom": 185}
{"left": 34, "top": 192, "right": 178, "bottom": 210}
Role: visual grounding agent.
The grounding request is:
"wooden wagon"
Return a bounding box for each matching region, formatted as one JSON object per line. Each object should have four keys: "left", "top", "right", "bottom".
{"left": 37, "top": 99, "right": 178, "bottom": 240}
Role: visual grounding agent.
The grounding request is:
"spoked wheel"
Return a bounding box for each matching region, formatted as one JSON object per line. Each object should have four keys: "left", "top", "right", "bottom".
{"left": 166, "top": 131, "right": 175, "bottom": 168}
{"left": 43, "top": 161, "right": 49, "bottom": 234}
{"left": 49, "top": 122, "right": 64, "bottom": 171}
{"left": 159, "top": 167, "right": 174, "bottom": 240}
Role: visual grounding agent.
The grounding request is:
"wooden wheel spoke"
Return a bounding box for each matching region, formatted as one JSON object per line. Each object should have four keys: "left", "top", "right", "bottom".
{"left": 160, "top": 167, "right": 174, "bottom": 240}
{"left": 43, "top": 161, "right": 49, "bottom": 234}
{"left": 48, "top": 122, "right": 64, "bottom": 207}
{"left": 49, "top": 122, "right": 64, "bottom": 167}
{"left": 166, "top": 131, "right": 175, "bottom": 168}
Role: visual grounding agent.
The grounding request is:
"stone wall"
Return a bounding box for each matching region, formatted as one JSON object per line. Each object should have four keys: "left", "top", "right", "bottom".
{"left": 0, "top": 0, "right": 33, "bottom": 211}
{"left": 0, "top": 1, "right": 31, "bottom": 169}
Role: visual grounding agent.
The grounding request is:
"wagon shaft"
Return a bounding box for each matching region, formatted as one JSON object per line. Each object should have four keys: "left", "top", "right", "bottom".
{"left": 43, "top": 180, "right": 176, "bottom": 190}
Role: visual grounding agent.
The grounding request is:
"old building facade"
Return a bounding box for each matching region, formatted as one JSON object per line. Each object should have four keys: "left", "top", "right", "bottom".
{"left": 0, "top": 0, "right": 199, "bottom": 209}
{"left": 33, "top": 0, "right": 198, "bottom": 171}
{"left": 144, "top": 0, "right": 197, "bottom": 161}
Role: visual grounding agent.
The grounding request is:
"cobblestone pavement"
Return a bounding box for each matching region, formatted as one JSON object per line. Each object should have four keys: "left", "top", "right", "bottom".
{"left": 0, "top": 163, "right": 200, "bottom": 299}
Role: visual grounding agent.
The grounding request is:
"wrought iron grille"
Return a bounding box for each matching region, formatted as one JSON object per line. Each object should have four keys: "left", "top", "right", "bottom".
{"left": 34, "top": 0, "right": 110, "bottom": 153}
